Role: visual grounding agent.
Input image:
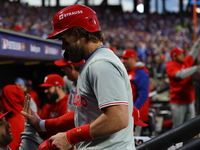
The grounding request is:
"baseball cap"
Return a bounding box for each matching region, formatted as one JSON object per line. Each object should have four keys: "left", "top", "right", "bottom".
{"left": 170, "top": 47, "right": 184, "bottom": 58}
{"left": 133, "top": 107, "right": 148, "bottom": 127}
{"left": 121, "top": 49, "right": 137, "bottom": 58}
{"left": 0, "top": 111, "right": 13, "bottom": 120}
{"left": 39, "top": 74, "right": 64, "bottom": 87}
{"left": 54, "top": 59, "right": 85, "bottom": 66}
{"left": 14, "top": 77, "right": 26, "bottom": 86}
{"left": 38, "top": 139, "right": 59, "bottom": 150}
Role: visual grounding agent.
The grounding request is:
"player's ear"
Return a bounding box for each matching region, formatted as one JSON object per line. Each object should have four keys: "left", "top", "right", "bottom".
{"left": 72, "top": 28, "right": 80, "bottom": 42}
{"left": 65, "top": 65, "right": 73, "bottom": 73}
{"left": 70, "top": 65, "right": 75, "bottom": 70}
{"left": 172, "top": 55, "right": 176, "bottom": 61}
{"left": 56, "top": 85, "right": 63, "bottom": 90}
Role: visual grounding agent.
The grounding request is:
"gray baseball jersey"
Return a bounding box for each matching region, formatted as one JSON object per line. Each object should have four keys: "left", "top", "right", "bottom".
{"left": 74, "top": 47, "right": 135, "bottom": 150}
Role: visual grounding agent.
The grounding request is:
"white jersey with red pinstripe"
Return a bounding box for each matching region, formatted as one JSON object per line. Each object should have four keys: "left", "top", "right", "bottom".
{"left": 73, "top": 47, "right": 135, "bottom": 150}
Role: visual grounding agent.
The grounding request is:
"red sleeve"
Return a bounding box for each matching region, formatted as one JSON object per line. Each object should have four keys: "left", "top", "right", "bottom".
{"left": 45, "top": 110, "right": 75, "bottom": 133}
{"left": 166, "top": 56, "right": 195, "bottom": 79}
{"left": 39, "top": 104, "right": 49, "bottom": 119}
{"left": 166, "top": 61, "right": 180, "bottom": 78}
{"left": 184, "top": 55, "right": 194, "bottom": 67}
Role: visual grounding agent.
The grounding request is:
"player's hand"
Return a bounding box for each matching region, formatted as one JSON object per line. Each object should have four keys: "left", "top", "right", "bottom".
{"left": 50, "top": 132, "right": 73, "bottom": 150}
{"left": 21, "top": 101, "right": 42, "bottom": 131}
{"left": 23, "top": 94, "right": 31, "bottom": 116}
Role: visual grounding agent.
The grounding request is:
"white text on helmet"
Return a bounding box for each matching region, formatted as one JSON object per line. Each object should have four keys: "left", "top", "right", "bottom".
{"left": 59, "top": 10, "right": 83, "bottom": 20}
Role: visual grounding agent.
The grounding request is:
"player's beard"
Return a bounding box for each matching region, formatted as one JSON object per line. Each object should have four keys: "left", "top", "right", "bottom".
{"left": 176, "top": 58, "right": 184, "bottom": 64}
{"left": 63, "top": 42, "right": 84, "bottom": 63}
{"left": 178, "top": 59, "right": 184, "bottom": 63}
{"left": 46, "top": 91, "right": 59, "bottom": 104}
{"left": 1, "top": 129, "right": 13, "bottom": 146}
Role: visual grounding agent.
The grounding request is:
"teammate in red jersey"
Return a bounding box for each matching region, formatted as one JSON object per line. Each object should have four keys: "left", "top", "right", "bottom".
{"left": 39, "top": 74, "right": 69, "bottom": 140}
{"left": 166, "top": 37, "right": 200, "bottom": 128}
{"left": 39, "top": 74, "right": 69, "bottom": 120}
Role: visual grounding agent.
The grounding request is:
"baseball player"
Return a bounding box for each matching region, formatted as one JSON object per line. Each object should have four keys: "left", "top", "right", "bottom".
{"left": 39, "top": 74, "right": 69, "bottom": 140}
{"left": 22, "top": 4, "right": 135, "bottom": 150}
{"left": 39, "top": 74, "right": 69, "bottom": 119}
{"left": 1, "top": 85, "right": 25, "bottom": 150}
{"left": 166, "top": 37, "right": 200, "bottom": 128}
{"left": 54, "top": 58, "right": 85, "bottom": 112}
{"left": 121, "top": 49, "right": 150, "bottom": 135}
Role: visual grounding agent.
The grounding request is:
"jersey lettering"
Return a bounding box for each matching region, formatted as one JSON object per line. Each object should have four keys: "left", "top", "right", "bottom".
{"left": 73, "top": 89, "right": 88, "bottom": 107}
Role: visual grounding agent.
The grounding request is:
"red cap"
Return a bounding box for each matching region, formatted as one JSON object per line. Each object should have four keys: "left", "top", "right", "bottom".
{"left": 0, "top": 111, "right": 13, "bottom": 119}
{"left": 170, "top": 47, "right": 184, "bottom": 58}
{"left": 121, "top": 49, "right": 137, "bottom": 58}
{"left": 39, "top": 74, "right": 64, "bottom": 87}
{"left": 132, "top": 107, "right": 148, "bottom": 127}
{"left": 38, "top": 139, "right": 59, "bottom": 150}
{"left": 54, "top": 59, "right": 85, "bottom": 66}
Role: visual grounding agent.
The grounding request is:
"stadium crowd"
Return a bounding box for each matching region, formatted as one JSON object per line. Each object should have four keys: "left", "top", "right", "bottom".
{"left": 0, "top": 1, "right": 198, "bottom": 81}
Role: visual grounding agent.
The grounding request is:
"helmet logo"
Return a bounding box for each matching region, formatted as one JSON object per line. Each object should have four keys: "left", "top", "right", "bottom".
{"left": 59, "top": 14, "right": 64, "bottom": 20}
{"left": 59, "top": 10, "right": 83, "bottom": 20}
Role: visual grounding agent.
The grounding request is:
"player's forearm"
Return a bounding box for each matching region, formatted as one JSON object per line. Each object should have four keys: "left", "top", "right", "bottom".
{"left": 189, "top": 36, "right": 200, "bottom": 59}
{"left": 90, "top": 105, "right": 129, "bottom": 139}
{"left": 40, "top": 110, "right": 75, "bottom": 132}
{"left": 175, "top": 66, "right": 198, "bottom": 79}
{"left": 64, "top": 105, "right": 129, "bottom": 146}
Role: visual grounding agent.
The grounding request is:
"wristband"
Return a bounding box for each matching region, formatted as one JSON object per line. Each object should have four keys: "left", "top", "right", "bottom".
{"left": 66, "top": 124, "right": 93, "bottom": 145}
{"left": 39, "top": 119, "right": 46, "bottom": 131}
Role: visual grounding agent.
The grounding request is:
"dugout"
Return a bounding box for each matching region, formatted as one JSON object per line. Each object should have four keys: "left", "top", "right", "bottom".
{"left": 0, "top": 28, "right": 65, "bottom": 99}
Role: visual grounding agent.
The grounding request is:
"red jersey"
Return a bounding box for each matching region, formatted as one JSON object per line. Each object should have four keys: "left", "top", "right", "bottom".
{"left": 40, "top": 94, "right": 69, "bottom": 119}
{"left": 39, "top": 94, "right": 69, "bottom": 140}
{"left": 166, "top": 55, "right": 195, "bottom": 104}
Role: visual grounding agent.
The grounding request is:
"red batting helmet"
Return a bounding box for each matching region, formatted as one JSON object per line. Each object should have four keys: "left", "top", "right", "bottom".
{"left": 47, "top": 4, "right": 101, "bottom": 39}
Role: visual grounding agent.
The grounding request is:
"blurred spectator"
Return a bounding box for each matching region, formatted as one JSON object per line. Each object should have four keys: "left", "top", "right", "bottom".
{"left": 14, "top": 77, "right": 27, "bottom": 92}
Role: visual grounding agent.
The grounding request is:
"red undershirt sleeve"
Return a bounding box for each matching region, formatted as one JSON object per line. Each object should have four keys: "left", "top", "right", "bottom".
{"left": 45, "top": 110, "right": 75, "bottom": 133}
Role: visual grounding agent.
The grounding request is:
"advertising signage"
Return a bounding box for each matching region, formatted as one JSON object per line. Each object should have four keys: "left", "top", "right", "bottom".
{"left": 0, "top": 29, "right": 63, "bottom": 60}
